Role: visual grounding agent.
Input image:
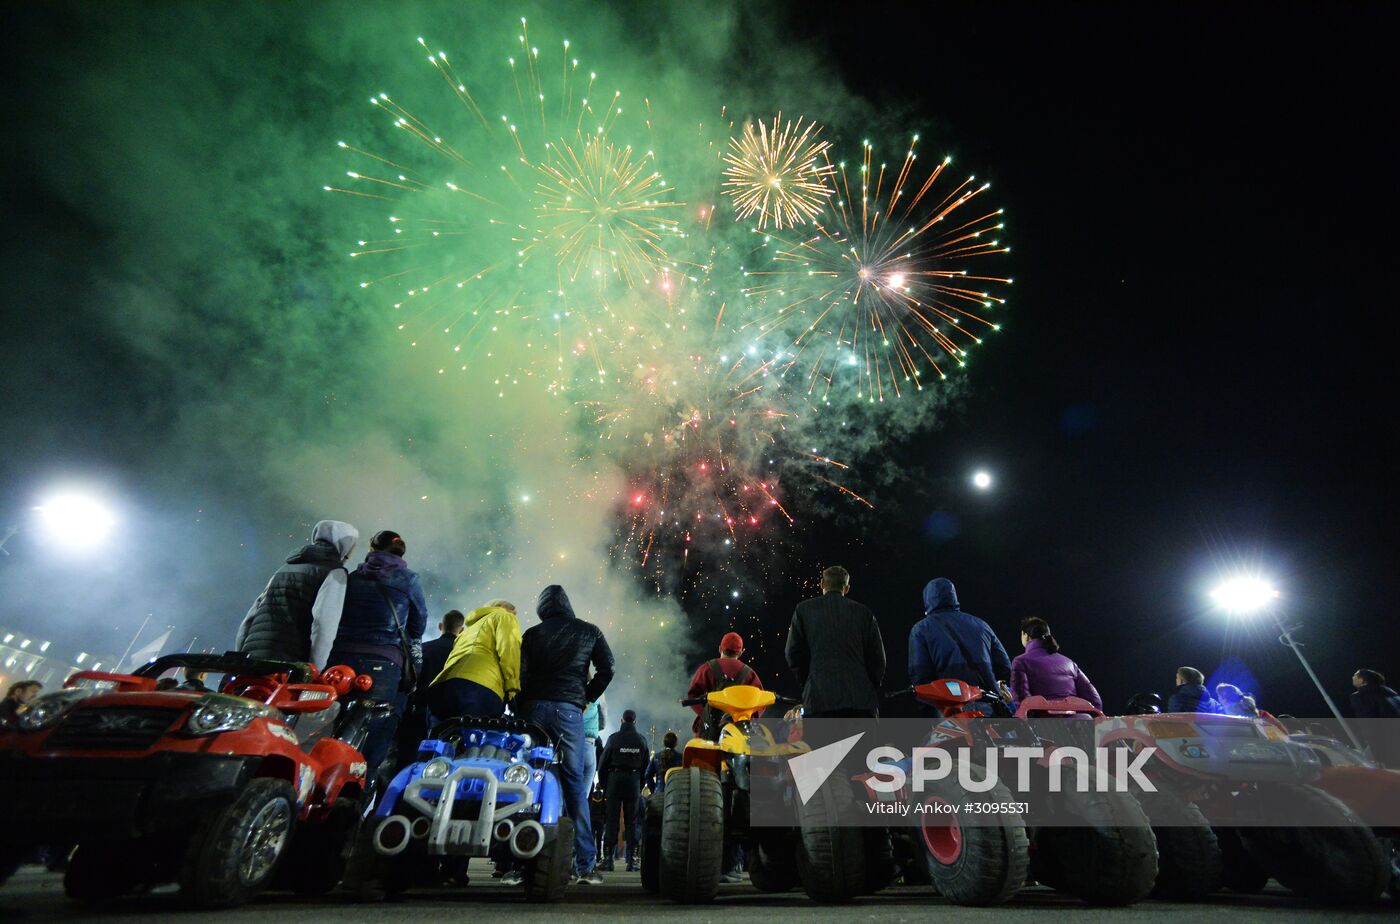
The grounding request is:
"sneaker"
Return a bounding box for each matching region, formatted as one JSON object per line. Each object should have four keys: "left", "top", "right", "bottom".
{"left": 625, "top": 861, "right": 637, "bottom": 872}
{"left": 501, "top": 870, "right": 525, "bottom": 886}
{"left": 598, "top": 859, "right": 614, "bottom": 872}
{"left": 578, "top": 869, "right": 604, "bottom": 885}
{"left": 721, "top": 871, "right": 743, "bottom": 884}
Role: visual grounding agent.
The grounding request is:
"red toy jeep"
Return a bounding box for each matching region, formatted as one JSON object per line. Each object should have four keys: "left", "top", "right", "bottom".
{"left": 0, "top": 652, "right": 387, "bottom": 907}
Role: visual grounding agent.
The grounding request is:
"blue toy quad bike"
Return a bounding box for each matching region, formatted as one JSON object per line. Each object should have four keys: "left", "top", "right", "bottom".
{"left": 365, "top": 715, "right": 571, "bottom": 901}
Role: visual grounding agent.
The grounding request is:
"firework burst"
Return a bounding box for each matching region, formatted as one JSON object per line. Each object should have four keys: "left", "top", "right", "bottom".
{"left": 722, "top": 115, "right": 836, "bottom": 229}
{"left": 327, "top": 20, "right": 682, "bottom": 389}
{"left": 741, "top": 134, "right": 1012, "bottom": 403}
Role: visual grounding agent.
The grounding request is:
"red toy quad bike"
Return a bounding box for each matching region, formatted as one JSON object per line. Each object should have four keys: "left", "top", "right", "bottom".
{"left": 1098, "top": 707, "right": 1390, "bottom": 904}
{"left": 862, "top": 679, "right": 1156, "bottom": 907}
{"left": 0, "top": 652, "right": 387, "bottom": 908}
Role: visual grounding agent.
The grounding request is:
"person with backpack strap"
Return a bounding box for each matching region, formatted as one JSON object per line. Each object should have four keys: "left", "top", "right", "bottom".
{"left": 908, "top": 577, "right": 1013, "bottom": 714}
{"left": 686, "top": 631, "right": 764, "bottom": 735}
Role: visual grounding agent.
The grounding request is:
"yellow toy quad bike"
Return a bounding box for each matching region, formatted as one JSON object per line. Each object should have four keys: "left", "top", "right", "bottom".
{"left": 643, "top": 685, "right": 867, "bottom": 903}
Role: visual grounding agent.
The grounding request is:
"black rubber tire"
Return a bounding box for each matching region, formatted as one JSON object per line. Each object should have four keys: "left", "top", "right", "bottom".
{"left": 524, "top": 817, "right": 573, "bottom": 902}
{"left": 795, "top": 778, "right": 865, "bottom": 903}
{"left": 179, "top": 778, "right": 297, "bottom": 909}
{"left": 660, "top": 766, "right": 725, "bottom": 904}
{"left": 1031, "top": 777, "right": 1157, "bottom": 906}
{"left": 64, "top": 841, "right": 144, "bottom": 903}
{"left": 918, "top": 772, "right": 1029, "bottom": 906}
{"left": 283, "top": 806, "right": 359, "bottom": 896}
{"left": 1135, "top": 790, "right": 1222, "bottom": 901}
{"left": 748, "top": 838, "right": 799, "bottom": 893}
{"left": 1215, "top": 826, "right": 1269, "bottom": 893}
{"left": 1238, "top": 783, "right": 1388, "bottom": 904}
{"left": 339, "top": 822, "right": 388, "bottom": 902}
{"left": 641, "top": 792, "right": 663, "bottom": 894}
{"left": 863, "top": 828, "right": 896, "bottom": 894}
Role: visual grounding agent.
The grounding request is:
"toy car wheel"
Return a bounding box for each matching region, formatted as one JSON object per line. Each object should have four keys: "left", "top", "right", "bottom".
{"left": 795, "top": 777, "right": 865, "bottom": 903}
{"left": 524, "top": 816, "right": 573, "bottom": 902}
{"left": 641, "top": 791, "right": 663, "bottom": 894}
{"left": 1030, "top": 770, "right": 1157, "bottom": 906}
{"left": 917, "top": 771, "right": 1028, "bottom": 906}
{"left": 180, "top": 778, "right": 297, "bottom": 908}
{"left": 748, "top": 837, "right": 799, "bottom": 893}
{"left": 1215, "top": 826, "right": 1269, "bottom": 893}
{"left": 1135, "top": 790, "right": 1222, "bottom": 901}
{"left": 1237, "top": 783, "right": 1389, "bottom": 904}
{"left": 282, "top": 804, "right": 360, "bottom": 896}
{"left": 660, "top": 766, "right": 725, "bottom": 903}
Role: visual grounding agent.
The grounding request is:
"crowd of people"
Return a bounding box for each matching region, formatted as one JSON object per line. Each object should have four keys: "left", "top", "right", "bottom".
{"left": 5, "top": 520, "right": 1399, "bottom": 884}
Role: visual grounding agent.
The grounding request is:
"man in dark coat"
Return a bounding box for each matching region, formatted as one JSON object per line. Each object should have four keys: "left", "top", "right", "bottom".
{"left": 236, "top": 520, "right": 358, "bottom": 664}
{"left": 1352, "top": 669, "right": 1400, "bottom": 766}
{"left": 597, "top": 708, "right": 649, "bottom": 872}
{"left": 785, "top": 565, "right": 886, "bottom": 718}
{"left": 516, "top": 585, "right": 615, "bottom": 884}
{"left": 401, "top": 608, "right": 466, "bottom": 749}
{"left": 1166, "top": 666, "right": 1223, "bottom": 714}
{"left": 908, "top": 578, "right": 1013, "bottom": 707}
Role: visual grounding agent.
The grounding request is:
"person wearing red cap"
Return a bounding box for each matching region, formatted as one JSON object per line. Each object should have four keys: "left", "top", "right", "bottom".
{"left": 686, "top": 631, "right": 764, "bottom": 736}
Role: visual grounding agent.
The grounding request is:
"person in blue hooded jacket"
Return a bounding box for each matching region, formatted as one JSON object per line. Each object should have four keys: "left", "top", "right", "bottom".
{"left": 908, "top": 578, "right": 1013, "bottom": 707}
{"left": 329, "top": 529, "right": 430, "bottom": 778}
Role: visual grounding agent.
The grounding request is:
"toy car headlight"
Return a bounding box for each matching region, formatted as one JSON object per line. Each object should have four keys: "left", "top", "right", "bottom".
{"left": 422, "top": 758, "right": 453, "bottom": 780}
{"left": 16, "top": 689, "right": 94, "bottom": 731}
{"left": 503, "top": 763, "right": 532, "bottom": 785}
{"left": 186, "top": 694, "right": 268, "bottom": 736}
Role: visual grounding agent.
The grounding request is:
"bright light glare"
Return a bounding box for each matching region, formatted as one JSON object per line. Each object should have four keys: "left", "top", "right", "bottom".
{"left": 972, "top": 470, "right": 993, "bottom": 490}
{"left": 33, "top": 493, "right": 116, "bottom": 549}
{"left": 1210, "top": 577, "right": 1280, "bottom": 614}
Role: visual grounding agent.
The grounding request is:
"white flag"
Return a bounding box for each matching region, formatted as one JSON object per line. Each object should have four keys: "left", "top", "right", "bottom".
{"left": 121, "top": 628, "right": 173, "bottom": 673}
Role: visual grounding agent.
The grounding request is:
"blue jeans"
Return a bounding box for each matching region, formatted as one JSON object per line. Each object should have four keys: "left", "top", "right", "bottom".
{"left": 428, "top": 678, "right": 504, "bottom": 727}
{"left": 330, "top": 652, "right": 405, "bottom": 779}
{"left": 519, "top": 700, "right": 594, "bottom": 875}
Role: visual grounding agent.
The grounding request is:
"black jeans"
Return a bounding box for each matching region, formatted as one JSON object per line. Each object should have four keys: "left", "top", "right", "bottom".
{"left": 604, "top": 774, "right": 641, "bottom": 863}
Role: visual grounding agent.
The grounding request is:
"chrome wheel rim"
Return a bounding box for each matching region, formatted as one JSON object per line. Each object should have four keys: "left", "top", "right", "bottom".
{"left": 238, "top": 798, "right": 292, "bottom": 884}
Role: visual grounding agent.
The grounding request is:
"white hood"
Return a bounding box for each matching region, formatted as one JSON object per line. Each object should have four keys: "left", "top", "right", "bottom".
{"left": 311, "top": 519, "right": 358, "bottom": 561}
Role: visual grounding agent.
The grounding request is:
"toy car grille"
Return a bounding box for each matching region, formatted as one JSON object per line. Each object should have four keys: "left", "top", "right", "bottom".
{"left": 47, "top": 706, "right": 182, "bottom": 751}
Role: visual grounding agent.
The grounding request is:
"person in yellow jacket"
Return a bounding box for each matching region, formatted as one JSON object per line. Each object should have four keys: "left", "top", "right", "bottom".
{"left": 429, "top": 599, "right": 522, "bottom": 721}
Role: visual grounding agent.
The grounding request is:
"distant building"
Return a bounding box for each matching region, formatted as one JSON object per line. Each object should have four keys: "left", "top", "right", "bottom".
{"left": 0, "top": 624, "right": 116, "bottom": 691}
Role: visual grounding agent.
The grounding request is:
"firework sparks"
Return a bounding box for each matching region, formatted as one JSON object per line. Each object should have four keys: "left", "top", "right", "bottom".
{"left": 722, "top": 115, "right": 836, "bottom": 230}
{"left": 742, "top": 134, "right": 1012, "bottom": 403}
{"left": 328, "top": 21, "right": 682, "bottom": 389}
{"left": 534, "top": 135, "right": 681, "bottom": 285}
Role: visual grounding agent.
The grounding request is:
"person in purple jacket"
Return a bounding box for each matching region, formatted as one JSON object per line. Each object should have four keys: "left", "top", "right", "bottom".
{"left": 1009, "top": 617, "right": 1103, "bottom": 711}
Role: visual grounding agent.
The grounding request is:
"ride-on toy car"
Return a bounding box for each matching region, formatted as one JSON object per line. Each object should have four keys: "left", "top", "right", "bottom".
{"left": 1099, "top": 707, "right": 1390, "bottom": 903}
{"left": 647, "top": 685, "right": 866, "bottom": 904}
{"left": 862, "top": 679, "right": 1156, "bottom": 907}
{"left": 365, "top": 714, "right": 572, "bottom": 902}
{"left": 0, "top": 652, "right": 385, "bottom": 907}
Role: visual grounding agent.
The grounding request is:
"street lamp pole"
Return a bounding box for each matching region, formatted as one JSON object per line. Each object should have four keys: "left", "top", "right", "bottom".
{"left": 1271, "top": 615, "right": 1365, "bottom": 751}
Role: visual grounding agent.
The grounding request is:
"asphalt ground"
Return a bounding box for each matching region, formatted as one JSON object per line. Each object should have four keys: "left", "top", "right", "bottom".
{"left": 2, "top": 866, "right": 1394, "bottom": 923}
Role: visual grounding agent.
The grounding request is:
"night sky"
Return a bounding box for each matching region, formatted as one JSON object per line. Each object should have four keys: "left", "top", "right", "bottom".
{"left": 2, "top": 2, "right": 1397, "bottom": 723}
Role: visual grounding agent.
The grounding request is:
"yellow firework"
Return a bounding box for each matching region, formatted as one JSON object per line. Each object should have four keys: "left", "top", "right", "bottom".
{"left": 534, "top": 135, "right": 681, "bottom": 285}
{"left": 742, "top": 134, "right": 1012, "bottom": 403}
{"left": 722, "top": 115, "right": 836, "bottom": 229}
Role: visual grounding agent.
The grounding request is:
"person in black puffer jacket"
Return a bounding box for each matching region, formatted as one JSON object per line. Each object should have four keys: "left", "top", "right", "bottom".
{"left": 517, "top": 585, "right": 615, "bottom": 883}
{"left": 236, "top": 520, "right": 358, "bottom": 665}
